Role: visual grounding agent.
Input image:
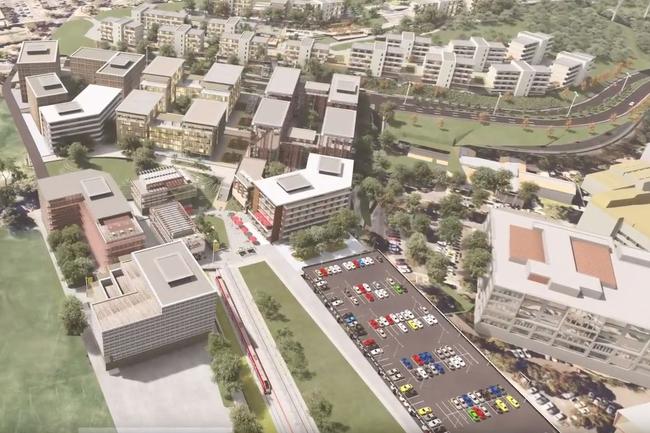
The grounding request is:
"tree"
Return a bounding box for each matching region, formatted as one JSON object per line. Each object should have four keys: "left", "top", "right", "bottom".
{"left": 174, "top": 94, "right": 192, "bottom": 113}
{"left": 159, "top": 44, "right": 176, "bottom": 57}
{"left": 462, "top": 248, "right": 492, "bottom": 282}
{"left": 0, "top": 185, "right": 16, "bottom": 209}
{"left": 60, "top": 295, "right": 87, "bottom": 335}
{"left": 406, "top": 232, "right": 429, "bottom": 264}
{"left": 118, "top": 135, "right": 142, "bottom": 156}
{"left": 471, "top": 187, "right": 489, "bottom": 208}
{"left": 390, "top": 162, "right": 413, "bottom": 185}
{"left": 327, "top": 208, "right": 358, "bottom": 235}
{"left": 388, "top": 210, "right": 411, "bottom": 234}
{"left": 518, "top": 181, "right": 540, "bottom": 208}
{"left": 2, "top": 206, "right": 31, "bottom": 230}
{"left": 133, "top": 146, "right": 158, "bottom": 172}
{"left": 211, "top": 351, "right": 242, "bottom": 394}
{"left": 61, "top": 257, "right": 94, "bottom": 287}
{"left": 426, "top": 251, "right": 449, "bottom": 284}
{"left": 462, "top": 230, "right": 489, "bottom": 251}
{"left": 207, "top": 331, "right": 231, "bottom": 358}
{"left": 264, "top": 161, "right": 286, "bottom": 177}
{"left": 438, "top": 216, "right": 463, "bottom": 244}
{"left": 290, "top": 229, "right": 319, "bottom": 259}
{"left": 449, "top": 171, "right": 466, "bottom": 187}
{"left": 48, "top": 224, "right": 83, "bottom": 249}
{"left": 147, "top": 23, "right": 159, "bottom": 42}
{"left": 565, "top": 117, "right": 573, "bottom": 130}
{"left": 359, "top": 177, "right": 383, "bottom": 202}
{"left": 136, "top": 39, "right": 148, "bottom": 54}
{"left": 184, "top": 0, "right": 196, "bottom": 11}
{"left": 378, "top": 130, "right": 395, "bottom": 150}
{"left": 406, "top": 192, "right": 422, "bottom": 213}
{"left": 55, "top": 241, "right": 90, "bottom": 265}
{"left": 438, "top": 192, "right": 466, "bottom": 219}
{"left": 494, "top": 169, "right": 513, "bottom": 193}
{"left": 378, "top": 101, "right": 396, "bottom": 122}
{"left": 214, "top": 0, "right": 231, "bottom": 17}
{"left": 412, "top": 161, "right": 433, "bottom": 188}
{"left": 230, "top": 404, "right": 263, "bottom": 433}
{"left": 256, "top": 292, "right": 282, "bottom": 320}
{"left": 411, "top": 213, "right": 430, "bottom": 235}
{"left": 470, "top": 167, "right": 497, "bottom": 191}
{"left": 306, "top": 391, "right": 333, "bottom": 429}
{"left": 67, "top": 142, "right": 88, "bottom": 167}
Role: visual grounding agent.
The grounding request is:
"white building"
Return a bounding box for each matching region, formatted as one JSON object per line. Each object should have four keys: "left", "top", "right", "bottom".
{"left": 328, "top": 73, "right": 360, "bottom": 109}
{"left": 507, "top": 31, "right": 553, "bottom": 65}
{"left": 349, "top": 41, "right": 388, "bottom": 77}
{"left": 448, "top": 37, "right": 507, "bottom": 72}
{"left": 475, "top": 207, "right": 650, "bottom": 388}
{"left": 100, "top": 17, "right": 144, "bottom": 47}
{"left": 283, "top": 37, "right": 329, "bottom": 67}
{"left": 550, "top": 51, "right": 595, "bottom": 88}
{"left": 384, "top": 31, "right": 431, "bottom": 63}
{"left": 485, "top": 60, "right": 550, "bottom": 96}
{"left": 158, "top": 24, "right": 205, "bottom": 56}
{"left": 421, "top": 46, "right": 474, "bottom": 88}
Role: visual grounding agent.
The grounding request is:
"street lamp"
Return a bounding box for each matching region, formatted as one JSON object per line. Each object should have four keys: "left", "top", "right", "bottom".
{"left": 620, "top": 72, "right": 632, "bottom": 95}
{"left": 492, "top": 93, "right": 503, "bottom": 116}
{"left": 566, "top": 91, "right": 579, "bottom": 117}
{"left": 403, "top": 81, "right": 412, "bottom": 105}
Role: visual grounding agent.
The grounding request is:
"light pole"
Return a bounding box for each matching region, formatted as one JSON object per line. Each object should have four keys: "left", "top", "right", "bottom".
{"left": 645, "top": 0, "right": 650, "bottom": 18}
{"left": 566, "top": 91, "right": 579, "bottom": 117}
{"left": 611, "top": 0, "right": 624, "bottom": 21}
{"left": 403, "top": 81, "right": 412, "bottom": 105}
{"left": 492, "top": 93, "right": 502, "bottom": 116}
{"left": 620, "top": 72, "right": 632, "bottom": 94}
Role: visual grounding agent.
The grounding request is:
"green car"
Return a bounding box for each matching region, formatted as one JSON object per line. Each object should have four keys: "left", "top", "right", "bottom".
{"left": 467, "top": 408, "right": 480, "bottom": 422}
{"left": 391, "top": 283, "right": 405, "bottom": 295}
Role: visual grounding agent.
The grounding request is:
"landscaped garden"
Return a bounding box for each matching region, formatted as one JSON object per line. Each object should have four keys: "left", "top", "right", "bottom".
{"left": 45, "top": 157, "right": 137, "bottom": 198}
{"left": 53, "top": 18, "right": 95, "bottom": 55}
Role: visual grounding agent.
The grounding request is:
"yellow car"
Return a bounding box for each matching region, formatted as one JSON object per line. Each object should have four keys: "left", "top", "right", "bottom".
{"left": 407, "top": 320, "right": 418, "bottom": 330}
{"left": 506, "top": 395, "right": 520, "bottom": 408}
{"left": 494, "top": 399, "right": 509, "bottom": 413}
{"left": 399, "top": 384, "right": 413, "bottom": 394}
{"left": 417, "top": 407, "right": 433, "bottom": 416}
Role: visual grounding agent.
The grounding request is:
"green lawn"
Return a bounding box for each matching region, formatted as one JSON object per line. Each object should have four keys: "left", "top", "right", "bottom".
{"left": 192, "top": 172, "right": 221, "bottom": 210}
{"left": 53, "top": 18, "right": 95, "bottom": 55}
{"left": 0, "top": 98, "right": 27, "bottom": 162}
{"left": 156, "top": 1, "right": 186, "bottom": 11}
{"left": 204, "top": 215, "right": 228, "bottom": 248}
{"left": 386, "top": 111, "right": 623, "bottom": 151}
{"left": 0, "top": 229, "right": 113, "bottom": 433}
{"left": 214, "top": 300, "right": 277, "bottom": 433}
{"left": 95, "top": 7, "right": 132, "bottom": 20}
{"left": 46, "top": 157, "right": 137, "bottom": 198}
{"left": 240, "top": 262, "right": 403, "bottom": 433}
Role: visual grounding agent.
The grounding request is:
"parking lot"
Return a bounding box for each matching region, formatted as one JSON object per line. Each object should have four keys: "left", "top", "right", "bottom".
{"left": 303, "top": 251, "right": 557, "bottom": 433}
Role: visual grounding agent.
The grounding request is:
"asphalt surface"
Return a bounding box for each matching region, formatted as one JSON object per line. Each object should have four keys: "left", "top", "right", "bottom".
{"left": 304, "top": 251, "right": 558, "bottom": 433}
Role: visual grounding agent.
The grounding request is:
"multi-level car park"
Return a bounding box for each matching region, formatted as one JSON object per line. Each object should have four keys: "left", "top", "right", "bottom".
{"left": 304, "top": 251, "right": 558, "bottom": 433}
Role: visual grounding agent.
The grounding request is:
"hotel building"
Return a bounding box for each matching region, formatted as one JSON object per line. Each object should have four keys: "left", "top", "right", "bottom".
{"left": 16, "top": 40, "right": 60, "bottom": 102}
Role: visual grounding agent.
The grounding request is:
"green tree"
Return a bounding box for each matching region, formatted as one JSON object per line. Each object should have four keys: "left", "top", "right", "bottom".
{"left": 406, "top": 232, "right": 429, "bottom": 264}
{"left": 470, "top": 167, "right": 498, "bottom": 191}
{"left": 437, "top": 216, "right": 463, "bottom": 244}
{"left": 518, "top": 181, "right": 540, "bottom": 208}
{"left": 136, "top": 39, "right": 148, "bottom": 54}
{"left": 411, "top": 213, "right": 430, "bottom": 235}
{"left": 230, "top": 404, "right": 263, "bottom": 433}
{"left": 48, "top": 224, "right": 83, "bottom": 249}
{"left": 359, "top": 176, "right": 383, "bottom": 202}
{"left": 412, "top": 161, "right": 433, "bottom": 188}
{"left": 159, "top": 44, "right": 176, "bottom": 57}
{"left": 211, "top": 351, "right": 242, "bottom": 396}
{"left": 438, "top": 192, "right": 466, "bottom": 219}
{"left": 174, "top": 94, "right": 192, "bottom": 113}
{"left": 2, "top": 206, "right": 30, "bottom": 230}
{"left": 207, "top": 331, "right": 231, "bottom": 357}
{"left": 390, "top": 162, "right": 413, "bottom": 185}
{"left": 494, "top": 169, "right": 513, "bottom": 193}
{"left": 61, "top": 257, "right": 94, "bottom": 287}
{"left": 378, "top": 101, "right": 396, "bottom": 122}
{"left": 118, "top": 135, "right": 142, "bottom": 156}
{"left": 256, "top": 292, "right": 282, "bottom": 320}
{"left": 214, "top": 0, "right": 231, "bottom": 16}
{"left": 471, "top": 187, "right": 490, "bottom": 208}
{"left": 461, "top": 230, "right": 489, "bottom": 251}
{"left": 327, "top": 208, "right": 358, "bottom": 235}
{"left": 426, "top": 251, "right": 449, "bottom": 284}
{"left": 290, "top": 229, "right": 319, "bottom": 259}
{"left": 184, "top": 0, "right": 196, "bottom": 11}
{"left": 449, "top": 170, "right": 466, "bottom": 187}
{"left": 263, "top": 161, "right": 286, "bottom": 177}
{"left": 147, "top": 23, "right": 159, "bottom": 42}
{"left": 60, "top": 295, "right": 87, "bottom": 335}
{"left": 379, "top": 130, "right": 395, "bottom": 149}
{"left": 67, "top": 142, "right": 88, "bottom": 167}
{"left": 388, "top": 210, "right": 411, "bottom": 234}
{"left": 55, "top": 241, "right": 90, "bottom": 265}
{"left": 462, "top": 248, "right": 492, "bottom": 282}
{"left": 405, "top": 192, "right": 422, "bottom": 213}
{"left": 0, "top": 185, "right": 16, "bottom": 209}
{"left": 133, "top": 146, "right": 158, "bottom": 172}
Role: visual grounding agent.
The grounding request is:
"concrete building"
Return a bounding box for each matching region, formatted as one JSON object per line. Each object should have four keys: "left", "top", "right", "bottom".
{"left": 70, "top": 48, "right": 145, "bottom": 96}
{"left": 250, "top": 153, "right": 353, "bottom": 241}
{"left": 99, "top": 17, "right": 143, "bottom": 47}
{"left": 614, "top": 402, "right": 650, "bottom": 433}
{"left": 507, "top": 31, "right": 553, "bottom": 65}
{"left": 132, "top": 4, "right": 188, "bottom": 32}
{"left": 384, "top": 31, "right": 431, "bottom": 63}
{"left": 303, "top": 80, "right": 330, "bottom": 118}
{"left": 25, "top": 73, "right": 68, "bottom": 132}
{"left": 140, "top": 56, "right": 185, "bottom": 111}
{"left": 578, "top": 160, "right": 650, "bottom": 251}
{"left": 475, "top": 207, "right": 650, "bottom": 388}
{"left": 69, "top": 47, "right": 117, "bottom": 85}
{"left": 265, "top": 66, "right": 301, "bottom": 102}
{"left": 421, "top": 46, "right": 474, "bottom": 88}
{"left": 16, "top": 40, "right": 60, "bottom": 102}
{"left": 115, "top": 89, "right": 164, "bottom": 142}
{"left": 150, "top": 201, "right": 206, "bottom": 256}
{"left": 448, "top": 37, "right": 507, "bottom": 72}
{"left": 206, "top": 16, "right": 243, "bottom": 40}
{"left": 89, "top": 241, "right": 217, "bottom": 369}
{"left": 550, "top": 51, "right": 595, "bottom": 88}
{"left": 158, "top": 24, "right": 205, "bottom": 57}
{"left": 320, "top": 106, "right": 356, "bottom": 157}
{"left": 327, "top": 73, "right": 360, "bottom": 109}
{"left": 283, "top": 37, "right": 329, "bottom": 67}
{"left": 131, "top": 166, "right": 198, "bottom": 214}
{"left": 232, "top": 157, "right": 267, "bottom": 208}
{"left": 201, "top": 62, "right": 244, "bottom": 119}
{"left": 38, "top": 169, "right": 145, "bottom": 268}
{"left": 485, "top": 60, "right": 551, "bottom": 96}
{"left": 349, "top": 41, "right": 389, "bottom": 78}
{"left": 228, "top": 0, "right": 254, "bottom": 16}
{"left": 251, "top": 97, "right": 291, "bottom": 161}
{"left": 310, "top": 0, "right": 345, "bottom": 21}
{"left": 39, "top": 85, "right": 122, "bottom": 148}
{"left": 219, "top": 31, "right": 268, "bottom": 64}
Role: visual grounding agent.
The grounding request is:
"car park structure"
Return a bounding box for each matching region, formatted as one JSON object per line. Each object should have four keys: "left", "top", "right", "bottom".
{"left": 304, "top": 251, "right": 557, "bottom": 433}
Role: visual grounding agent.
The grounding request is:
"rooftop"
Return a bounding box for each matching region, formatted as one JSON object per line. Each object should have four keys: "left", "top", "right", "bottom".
{"left": 18, "top": 40, "right": 59, "bottom": 64}
{"left": 328, "top": 73, "right": 360, "bottom": 106}
{"left": 25, "top": 73, "right": 67, "bottom": 98}
{"left": 132, "top": 166, "right": 190, "bottom": 193}
{"left": 70, "top": 47, "right": 117, "bottom": 62}
{"left": 40, "top": 84, "right": 122, "bottom": 124}
{"left": 96, "top": 52, "right": 144, "bottom": 77}
{"left": 582, "top": 160, "right": 650, "bottom": 195}
{"left": 304, "top": 80, "right": 330, "bottom": 94}
{"left": 203, "top": 62, "right": 244, "bottom": 86}
{"left": 236, "top": 157, "right": 267, "bottom": 186}
{"left": 142, "top": 56, "right": 185, "bottom": 78}
{"left": 288, "top": 127, "right": 317, "bottom": 142}
{"left": 321, "top": 106, "right": 356, "bottom": 139}
{"left": 265, "top": 66, "right": 301, "bottom": 97}
{"left": 150, "top": 201, "right": 197, "bottom": 237}
{"left": 252, "top": 97, "right": 290, "bottom": 129}
{"left": 116, "top": 89, "right": 163, "bottom": 116}
{"left": 183, "top": 99, "right": 227, "bottom": 127}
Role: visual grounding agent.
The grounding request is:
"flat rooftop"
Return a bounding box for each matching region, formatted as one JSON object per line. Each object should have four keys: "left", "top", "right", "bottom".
{"left": 321, "top": 106, "right": 356, "bottom": 139}
{"left": 203, "top": 62, "right": 244, "bottom": 86}
{"left": 328, "top": 73, "right": 360, "bottom": 106}
{"left": 150, "top": 201, "right": 196, "bottom": 236}
{"left": 97, "top": 52, "right": 144, "bottom": 77}
{"left": 183, "top": 99, "right": 227, "bottom": 127}
{"left": 70, "top": 47, "right": 117, "bottom": 62}
{"left": 25, "top": 73, "right": 67, "bottom": 98}
{"left": 40, "top": 84, "right": 122, "bottom": 124}
{"left": 116, "top": 89, "right": 163, "bottom": 116}
{"left": 142, "top": 56, "right": 185, "bottom": 78}
{"left": 252, "top": 97, "right": 290, "bottom": 129}
{"left": 236, "top": 157, "right": 267, "bottom": 185}
{"left": 18, "top": 40, "right": 59, "bottom": 64}
{"left": 265, "top": 66, "right": 301, "bottom": 97}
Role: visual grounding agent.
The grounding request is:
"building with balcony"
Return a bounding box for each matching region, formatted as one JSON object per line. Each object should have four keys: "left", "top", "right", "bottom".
{"left": 70, "top": 48, "right": 145, "bottom": 96}
{"left": 421, "top": 46, "right": 474, "bottom": 88}
{"left": 219, "top": 31, "right": 268, "bottom": 64}
{"left": 115, "top": 89, "right": 164, "bottom": 142}
{"left": 37, "top": 169, "right": 145, "bottom": 268}
{"left": 89, "top": 241, "right": 217, "bottom": 369}
{"left": 206, "top": 16, "right": 243, "bottom": 40}
{"left": 319, "top": 106, "right": 355, "bottom": 158}
{"left": 485, "top": 60, "right": 550, "bottom": 96}
{"left": 25, "top": 73, "right": 69, "bottom": 132}
{"left": 140, "top": 56, "right": 185, "bottom": 111}
{"left": 507, "top": 31, "right": 553, "bottom": 65}
{"left": 250, "top": 153, "right": 353, "bottom": 241}
{"left": 149, "top": 201, "right": 205, "bottom": 256}
{"left": 232, "top": 157, "right": 267, "bottom": 208}
{"left": 158, "top": 24, "right": 205, "bottom": 57}
{"left": 250, "top": 97, "right": 291, "bottom": 161}
{"left": 99, "top": 17, "right": 143, "bottom": 47}
{"left": 131, "top": 166, "right": 198, "bottom": 214}
{"left": 348, "top": 41, "right": 388, "bottom": 77}
{"left": 447, "top": 36, "right": 507, "bottom": 72}
{"left": 384, "top": 31, "right": 431, "bottom": 63}
{"left": 228, "top": 0, "right": 254, "bottom": 16}
{"left": 283, "top": 37, "right": 330, "bottom": 67}
{"left": 16, "top": 40, "right": 60, "bottom": 102}
{"left": 201, "top": 62, "right": 244, "bottom": 119}
{"left": 550, "top": 51, "right": 595, "bottom": 88}
{"left": 132, "top": 3, "right": 188, "bottom": 32}
{"left": 475, "top": 207, "right": 650, "bottom": 388}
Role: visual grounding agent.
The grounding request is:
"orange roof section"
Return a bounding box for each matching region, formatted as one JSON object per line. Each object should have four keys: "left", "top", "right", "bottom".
{"left": 509, "top": 225, "right": 546, "bottom": 264}
{"left": 570, "top": 238, "right": 618, "bottom": 289}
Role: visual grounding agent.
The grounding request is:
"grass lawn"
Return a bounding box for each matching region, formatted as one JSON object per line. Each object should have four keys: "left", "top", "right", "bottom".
{"left": 204, "top": 215, "right": 229, "bottom": 248}
{"left": 240, "top": 262, "right": 403, "bottom": 433}
{"left": 0, "top": 229, "right": 113, "bottom": 433}
{"left": 214, "top": 300, "right": 277, "bottom": 433}
{"left": 46, "top": 157, "right": 137, "bottom": 198}
{"left": 156, "top": 1, "right": 186, "bottom": 11}
{"left": 53, "top": 18, "right": 95, "bottom": 55}
{"left": 0, "top": 98, "right": 27, "bottom": 162}
{"left": 191, "top": 172, "right": 221, "bottom": 209}
{"left": 387, "top": 110, "right": 623, "bottom": 151}
{"left": 95, "top": 7, "right": 132, "bottom": 20}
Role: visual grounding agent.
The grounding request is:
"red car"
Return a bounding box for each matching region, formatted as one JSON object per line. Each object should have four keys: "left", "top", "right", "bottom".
{"left": 361, "top": 338, "right": 376, "bottom": 347}
{"left": 472, "top": 406, "right": 487, "bottom": 420}
{"left": 384, "top": 315, "right": 394, "bottom": 325}
{"left": 411, "top": 354, "right": 424, "bottom": 366}
{"left": 356, "top": 284, "right": 367, "bottom": 294}
{"left": 364, "top": 292, "right": 375, "bottom": 302}
{"left": 352, "top": 259, "right": 360, "bottom": 268}
{"left": 319, "top": 267, "right": 328, "bottom": 276}
{"left": 369, "top": 319, "right": 379, "bottom": 330}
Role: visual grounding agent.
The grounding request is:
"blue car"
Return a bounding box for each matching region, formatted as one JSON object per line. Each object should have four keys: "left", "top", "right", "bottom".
{"left": 489, "top": 385, "right": 503, "bottom": 397}
{"left": 434, "top": 362, "right": 445, "bottom": 374}
{"left": 358, "top": 258, "right": 366, "bottom": 266}
{"left": 461, "top": 394, "right": 473, "bottom": 407}
{"left": 401, "top": 357, "right": 414, "bottom": 369}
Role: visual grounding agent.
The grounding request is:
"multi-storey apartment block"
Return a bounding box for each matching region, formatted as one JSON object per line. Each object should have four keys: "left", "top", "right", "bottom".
{"left": 283, "top": 37, "right": 330, "bottom": 67}
{"left": 99, "top": 17, "right": 144, "bottom": 47}
{"left": 70, "top": 48, "right": 145, "bottom": 96}
{"left": 69, "top": 47, "right": 117, "bottom": 84}
{"left": 448, "top": 36, "right": 507, "bottom": 72}
{"left": 158, "top": 24, "right": 205, "bottom": 57}
{"left": 150, "top": 201, "right": 206, "bottom": 256}
{"left": 327, "top": 73, "right": 360, "bottom": 109}
{"left": 140, "top": 56, "right": 185, "bottom": 111}
{"left": 39, "top": 85, "right": 122, "bottom": 148}
{"left": 115, "top": 89, "right": 164, "bottom": 142}
{"left": 319, "top": 106, "right": 355, "bottom": 157}
{"left": 89, "top": 241, "right": 217, "bottom": 369}
{"left": 232, "top": 157, "right": 267, "bottom": 208}
{"left": 485, "top": 60, "right": 550, "bottom": 96}
{"left": 549, "top": 51, "right": 595, "bottom": 88}
{"left": 384, "top": 31, "right": 431, "bottom": 63}
{"left": 38, "top": 169, "right": 145, "bottom": 268}
{"left": 228, "top": 0, "right": 254, "bottom": 16}
{"left": 219, "top": 31, "right": 268, "bottom": 64}
{"left": 311, "top": 0, "right": 344, "bottom": 21}
{"left": 206, "top": 16, "right": 242, "bottom": 40}
{"left": 507, "top": 31, "right": 553, "bottom": 65}
{"left": 16, "top": 40, "right": 60, "bottom": 102}
{"left": 475, "top": 207, "right": 650, "bottom": 388}
{"left": 201, "top": 62, "right": 244, "bottom": 119}
{"left": 131, "top": 166, "right": 198, "bottom": 214}
{"left": 250, "top": 153, "right": 353, "bottom": 241}
{"left": 251, "top": 97, "right": 291, "bottom": 161}
{"left": 348, "top": 41, "right": 388, "bottom": 77}
{"left": 265, "top": 66, "right": 301, "bottom": 113}
{"left": 303, "top": 80, "right": 330, "bottom": 117}
{"left": 132, "top": 3, "right": 188, "bottom": 32}
{"left": 421, "top": 47, "right": 474, "bottom": 87}
{"left": 25, "top": 73, "right": 68, "bottom": 132}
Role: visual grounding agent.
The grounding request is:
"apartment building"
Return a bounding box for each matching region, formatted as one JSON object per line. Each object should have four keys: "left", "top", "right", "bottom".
{"left": 115, "top": 89, "right": 164, "bottom": 142}
{"left": 39, "top": 85, "right": 122, "bottom": 148}
{"left": 311, "top": 0, "right": 345, "bottom": 21}
{"left": 578, "top": 160, "right": 650, "bottom": 251}
{"left": 421, "top": 47, "right": 474, "bottom": 88}
{"left": 206, "top": 16, "right": 242, "bottom": 40}
{"left": 228, "top": 0, "right": 254, "bottom": 16}
{"left": 132, "top": 3, "right": 188, "bottom": 31}
{"left": 201, "top": 62, "right": 244, "bottom": 119}
{"left": 25, "top": 73, "right": 68, "bottom": 132}
{"left": 384, "top": 31, "right": 431, "bottom": 63}
{"left": 219, "top": 31, "right": 268, "bottom": 64}
{"left": 475, "top": 207, "right": 650, "bottom": 388}
{"left": 158, "top": 24, "right": 205, "bottom": 57}
{"left": 485, "top": 60, "right": 551, "bottom": 96}
{"left": 70, "top": 48, "right": 145, "bottom": 96}
{"left": 140, "top": 56, "right": 185, "bottom": 111}
{"left": 250, "top": 97, "right": 291, "bottom": 161}
{"left": 250, "top": 153, "right": 353, "bottom": 241}
{"left": 89, "top": 241, "right": 217, "bottom": 369}
{"left": 150, "top": 201, "right": 206, "bottom": 256}
{"left": 550, "top": 51, "right": 595, "bottom": 88}
{"left": 232, "top": 157, "right": 267, "bottom": 208}
{"left": 283, "top": 37, "right": 330, "bottom": 67}
{"left": 278, "top": 127, "right": 320, "bottom": 169}
{"left": 131, "top": 166, "right": 198, "bottom": 214}
{"left": 265, "top": 66, "right": 301, "bottom": 101}
{"left": 38, "top": 169, "right": 145, "bottom": 268}
{"left": 69, "top": 47, "right": 117, "bottom": 84}
{"left": 16, "top": 40, "right": 60, "bottom": 102}
{"left": 507, "top": 31, "right": 553, "bottom": 65}
{"left": 448, "top": 36, "right": 507, "bottom": 72}
{"left": 328, "top": 73, "right": 360, "bottom": 109}
{"left": 349, "top": 41, "right": 388, "bottom": 77}
{"left": 99, "top": 16, "right": 144, "bottom": 47}
{"left": 303, "top": 80, "right": 330, "bottom": 117}
{"left": 319, "top": 106, "right": 356, "bottom": 158}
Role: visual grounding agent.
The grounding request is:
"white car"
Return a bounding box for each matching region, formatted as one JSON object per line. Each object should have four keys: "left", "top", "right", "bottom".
{"left": 364, "top": 257, "right": 374, "bottom": 265}
{"left": 378, "top": 316, "right": 389, "bottom": 327}
{"left": 386, "top": 368, "right": 399, "bottom": 375}
{"left": 370, "top": 348, "right": 384, "bottom": 356}
{"left": 427, "top": 418, "right": 442, "bottom": 428}
{"left": 403, "top": 310, "right": 415, "bottom": 320}
{"left": 332, "top": 265, "right": 342, "bottom": 273}
{"left": 389, "top": 313, "right": 400, "bottom": 323}
{"left": 316, "top": 280, "right": 328, "bottom": 288}
{"left": 343, "top": 262, "right": 353, "bottom": 270}
{"left": 331, "top": 299, "right": 343, "bottom": 307}
{"left": 377, "top": 328, "right": 387, "bottom": 338}
{"left": 372, "top": 281, "right": 382, "bottom": 289}
{"left": 451, "top": 398, "right": 463, "bottom": 410}
{"left": 362, "top": 283, "right": 372, "bottom": 292}
{"left": 397, "top": 265, "right": 412, "bottom": 273}
{"left": 423, "top": 314, "right": 437, "bottom": 326}
{"left": 387, "top": 277, "right": 395, "bottom": 285}
{"left": 416, "top": 367, "right": 429, "bottom": 379}
{"left": 396, "top": 311, "right": 405, "bottom": 322}
{"left": 421, "top": 306, "right": 429, "bottom": 315}
{"left": 351, "top": 297, "right": 359, "bottom": 305}
{"left": 398, "top": 323, "right": 409, "bottom": 333}
{"left": 376, "top": 289, "right": 389, "bottom": 299}
{"left": 413, "top": 319, "right": 423, "bottom": 329}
